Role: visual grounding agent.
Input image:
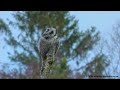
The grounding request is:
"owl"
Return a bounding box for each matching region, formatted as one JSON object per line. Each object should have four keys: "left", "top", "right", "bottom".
{"left": 38, "top": 27, "right": 60, "bottom": 76}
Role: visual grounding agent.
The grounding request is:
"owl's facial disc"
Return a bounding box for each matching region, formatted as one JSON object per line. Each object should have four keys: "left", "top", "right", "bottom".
{"left": 43, "top": 27, "right": 57, "bottom": 40}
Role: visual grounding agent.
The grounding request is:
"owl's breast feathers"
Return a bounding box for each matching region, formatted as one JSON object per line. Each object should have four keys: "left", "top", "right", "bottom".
{"left": 39, "top": 37, "right": 59, "bottom": 60}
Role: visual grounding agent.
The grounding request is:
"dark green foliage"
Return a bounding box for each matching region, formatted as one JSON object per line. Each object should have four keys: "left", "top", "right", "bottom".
{"left": 83, "top": 54, "right": 108, "bottom": 78}
{"left": 0, "top": 18, "right": 11, "bottom": 35}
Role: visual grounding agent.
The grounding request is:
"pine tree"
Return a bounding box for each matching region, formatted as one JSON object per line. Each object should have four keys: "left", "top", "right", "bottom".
{"left": 2, "top": 11, "right": 108, "bottom": 79}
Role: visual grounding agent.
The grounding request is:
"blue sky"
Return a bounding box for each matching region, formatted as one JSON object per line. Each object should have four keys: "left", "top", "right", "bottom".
{"left": 1, "top": 11, "right": 120, "bottom": 72}
{"left": 0, "top": 11, "right": 12, "bottom": 61}
{"left": 70, "top": 11, "right": 120, "bottom": 38}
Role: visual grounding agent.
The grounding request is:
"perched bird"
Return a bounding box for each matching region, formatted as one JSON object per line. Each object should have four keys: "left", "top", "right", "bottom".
{"left": 38, "top": 27, "right": 60, "bottom": 78}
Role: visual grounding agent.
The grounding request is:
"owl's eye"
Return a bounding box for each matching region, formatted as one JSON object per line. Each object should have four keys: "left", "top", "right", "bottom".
{"left": 49, "top": 31, "right": 54, "bottom": 34}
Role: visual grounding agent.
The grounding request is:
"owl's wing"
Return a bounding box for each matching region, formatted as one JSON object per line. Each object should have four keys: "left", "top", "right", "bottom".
{"left": 54, "top": 40, "right": 60, "bottom": 55}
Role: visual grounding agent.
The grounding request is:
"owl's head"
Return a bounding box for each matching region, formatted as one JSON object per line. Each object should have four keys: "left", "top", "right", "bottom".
{"left": 42, "top": 27, "right": 57, "bottom": 40}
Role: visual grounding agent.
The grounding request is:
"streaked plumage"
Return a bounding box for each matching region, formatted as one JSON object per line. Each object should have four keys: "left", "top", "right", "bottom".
{"left": 38, "top": 27, "right": 59, "bottom": 78}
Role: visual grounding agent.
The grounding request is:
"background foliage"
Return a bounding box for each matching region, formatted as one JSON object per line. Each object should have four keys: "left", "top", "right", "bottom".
{"left": 0, "top": 11, "right": 109, "bottom": 79}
